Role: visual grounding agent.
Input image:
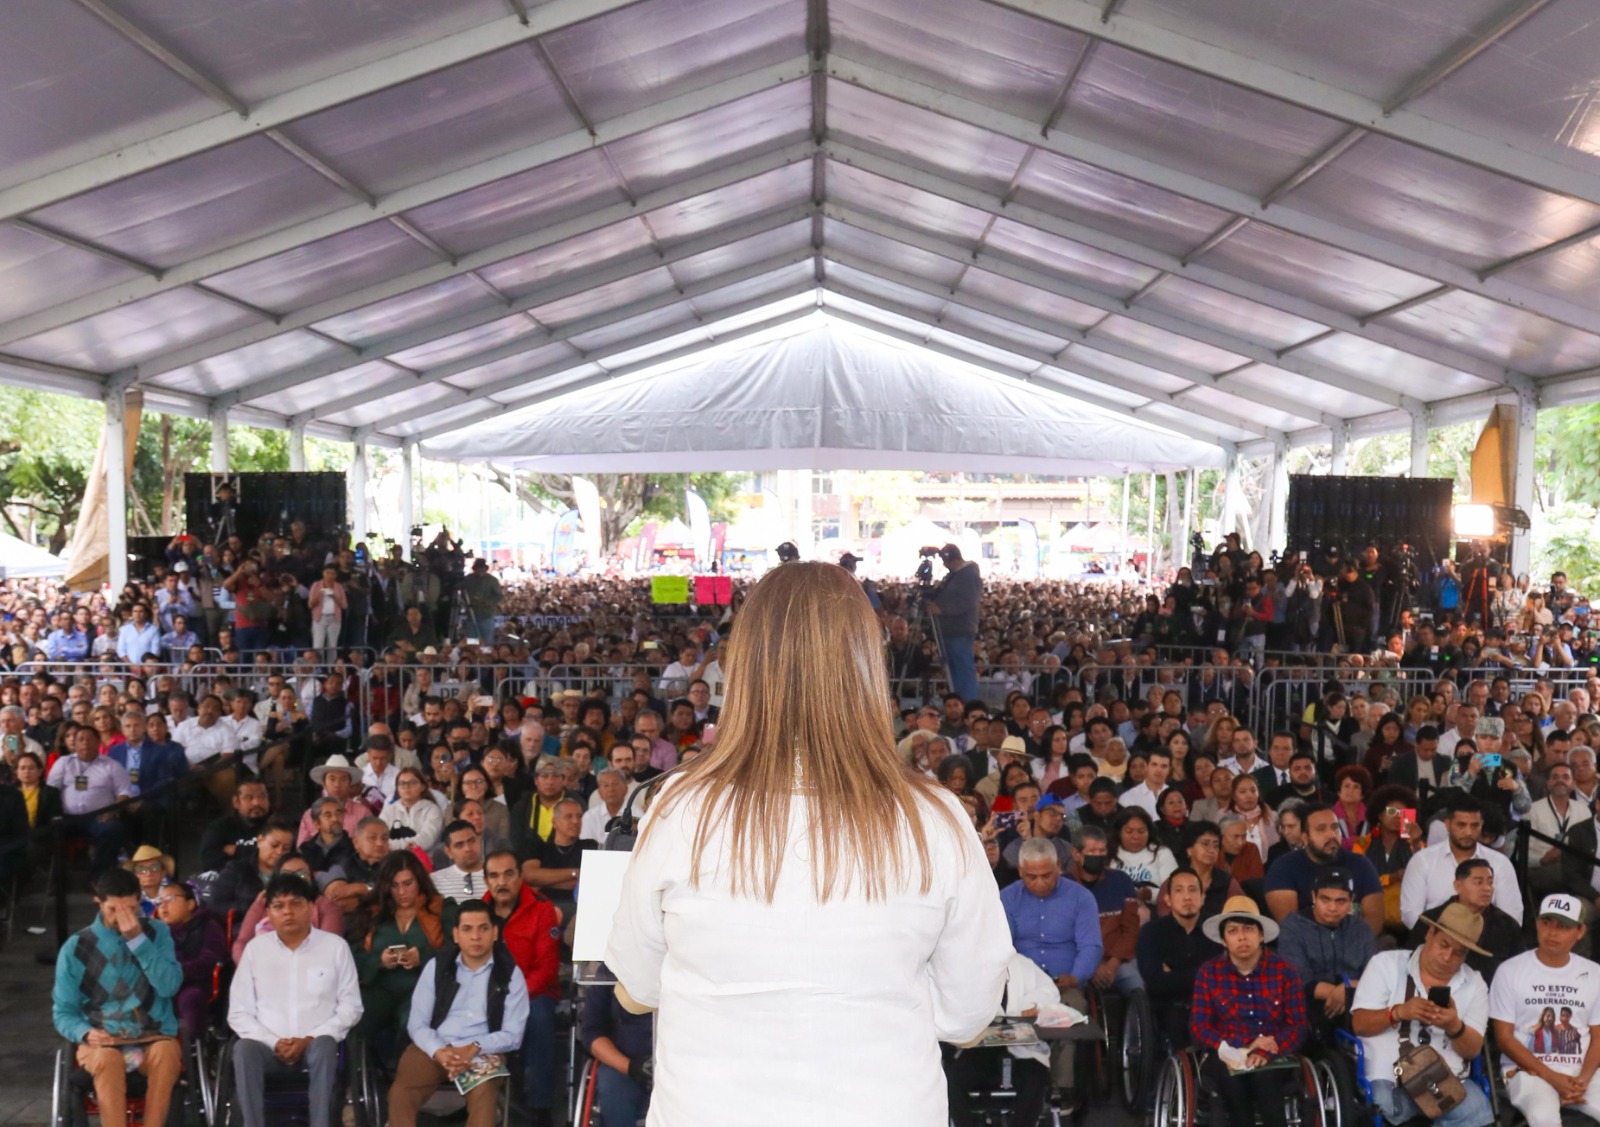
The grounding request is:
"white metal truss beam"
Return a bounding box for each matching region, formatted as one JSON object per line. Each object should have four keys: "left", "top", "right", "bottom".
{"left": 0, "top": 0, "right": 648, "bottom": 223}
{"left": 831, "top": 54, "right": 1600, "bottom": 339}
{"left": 818, "top": 300, "right": 1232, "bottom": 450}
{"left": 823, "top": 248, "right": 1311, "bottom": 431}
{"left": 825, "top": 203, "right": 1418, "bottom": 413}
{"left": 407, "top": 298, "right": 818, "bottom": 443}
{"left": 118, "top": 143, "right": 813, "bottom": 382}
{"left": 212, "top": 205, "right": 813, "bottom": 411}
{"left": 827, "top": 279, "right": 1279, "bottom": 443}
{"left": 824, "top": 142, "right": 1531, "bottom": 393}
{"left": 985, "top": 0, "right": 1594, "bottom": 209}
{"left": 0, "top": 55, "right": 812, "bottom": 349}
{"left": 302, "top": 251, "right": 814, "bottom": 423}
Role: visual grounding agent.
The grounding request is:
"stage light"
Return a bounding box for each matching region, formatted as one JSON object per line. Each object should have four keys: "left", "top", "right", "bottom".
{"left": 1453, "top": 504, "right": 1495, "bottom": 538}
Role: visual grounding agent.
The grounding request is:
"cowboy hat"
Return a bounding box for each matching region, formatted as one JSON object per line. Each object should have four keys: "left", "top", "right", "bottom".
{"left": 123, "top": 844, "right": 175, "bottom": 878}
{"left": 309, "top": 753, "right": 357, "bottom": 786}
{"left": 1201, "top": 895, "right": 1280, "bottom": 944}
{"left": 1422, "top": 902, "right": 1491, "bottom": 956}
{"left": 998, "top": 735, "right": 1029, "bottom": 759}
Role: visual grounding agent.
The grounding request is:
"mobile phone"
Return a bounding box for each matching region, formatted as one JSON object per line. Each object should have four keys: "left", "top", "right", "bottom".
{"left": 995, "top": 812, "right": 1019, "bottom": 830}
{"left": 1427, "top": 986, "right": 1451, "bottom": 1009}
{"left": 3, "top": 733, "right": 17, "bottom": 756}
{"left": 1399, "top": 808, "right": 1417, "bottom": 837}
{"left": 385, "top": 945, "right": 407, "bottom": 956}
{"left": 1479, "top": 753, "right": 1502, "bottom": 769}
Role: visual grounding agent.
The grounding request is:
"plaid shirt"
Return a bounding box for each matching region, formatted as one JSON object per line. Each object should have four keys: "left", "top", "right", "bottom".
{"left": 1190, "top": 950, "right": 1308, "bottom": 1056}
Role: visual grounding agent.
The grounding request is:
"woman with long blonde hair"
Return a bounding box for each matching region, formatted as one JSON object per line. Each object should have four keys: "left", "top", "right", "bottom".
{"left": 607, "top": 562, "right": 1010, "bottom": 1125}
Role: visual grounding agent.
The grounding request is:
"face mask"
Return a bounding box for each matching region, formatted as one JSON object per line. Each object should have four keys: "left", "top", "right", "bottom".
{"left": 1080, "top": 854, "right": 1107, "bottom": 875}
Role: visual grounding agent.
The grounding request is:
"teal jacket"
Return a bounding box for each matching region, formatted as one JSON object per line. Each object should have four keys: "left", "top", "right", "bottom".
{"left": 52, "top": 915, "right": 182, "bottom": 1044}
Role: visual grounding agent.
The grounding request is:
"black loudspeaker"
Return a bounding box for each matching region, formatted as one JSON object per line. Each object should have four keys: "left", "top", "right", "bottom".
{"left": 1285, "top": 475, "right": 1453, "bottom": 568}
{"left": 183, "top": 472, "right": 347, "bottom": 545}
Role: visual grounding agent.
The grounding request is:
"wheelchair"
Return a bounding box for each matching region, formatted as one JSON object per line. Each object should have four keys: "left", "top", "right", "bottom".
{"left": 1326, "top": 1028, "right": 1507, "bottom": 1127}
{"left": 1151, "top": 1047, "right": 1347, "bottom": 1127}
{"left": 210, "top": 1034, "right": 380, "bottom": 1127}
{"left": 50, "top": 1037, "right": 208, "bottom": 1127}
{"left": 1079, "top": 981, "right": 1156, "bottom": 1112}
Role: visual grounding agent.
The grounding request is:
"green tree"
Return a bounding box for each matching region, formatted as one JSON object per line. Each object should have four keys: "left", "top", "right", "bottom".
{"left": 483, "top": 469, "right": 743, "bottom": 553}
{"left": 0, "top": 387, "right": 102, "bottom": 550}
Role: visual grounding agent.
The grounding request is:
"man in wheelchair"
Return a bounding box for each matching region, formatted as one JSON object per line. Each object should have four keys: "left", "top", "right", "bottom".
{"left": 51, "top": 867, "right": 185, "bottom": 1127}
{"left": 1189, "top": 895, "right": 1310, "bottom": 1127}
{"left": 1349, "top": 902, "right": 1494, "bottom": 1127}
{"left": 943, "top": 951, "right": 1057, "bottom": 1127}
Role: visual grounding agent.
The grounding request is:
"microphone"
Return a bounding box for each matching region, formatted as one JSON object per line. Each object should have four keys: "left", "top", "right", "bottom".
{"left": 604, "top": 763, "right": 686, "bottom": 852}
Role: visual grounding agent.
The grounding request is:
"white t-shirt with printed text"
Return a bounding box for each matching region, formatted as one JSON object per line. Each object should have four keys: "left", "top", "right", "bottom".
{"left": 1488, "top": 949, "right": 1600, "bottom": 1077}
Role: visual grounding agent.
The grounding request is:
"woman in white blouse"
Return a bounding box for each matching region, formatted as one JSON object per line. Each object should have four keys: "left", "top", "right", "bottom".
{"left": 608, "top": 562, "right": 1011, "bottom": 1127}
{"left": 380, "top": 766, "right": 444, "bottom": 852}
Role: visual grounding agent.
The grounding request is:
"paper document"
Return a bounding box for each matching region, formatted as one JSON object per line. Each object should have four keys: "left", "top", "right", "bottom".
{"left": 571, "top": 849, "right": 635, "bottom": 962}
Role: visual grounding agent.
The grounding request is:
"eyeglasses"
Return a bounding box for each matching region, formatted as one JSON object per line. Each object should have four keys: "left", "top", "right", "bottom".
{"left": 133, "top": 863, "right": 165, "bottom": 875}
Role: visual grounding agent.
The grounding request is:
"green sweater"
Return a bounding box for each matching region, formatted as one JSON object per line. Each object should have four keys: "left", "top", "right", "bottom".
{"left": 53, "top": 916, "right": 182, "bottom": 1044}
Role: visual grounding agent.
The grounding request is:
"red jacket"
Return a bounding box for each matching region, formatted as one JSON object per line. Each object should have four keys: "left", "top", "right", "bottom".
{"left": 486, "top": 884, "right": 561, "bottom": 1001}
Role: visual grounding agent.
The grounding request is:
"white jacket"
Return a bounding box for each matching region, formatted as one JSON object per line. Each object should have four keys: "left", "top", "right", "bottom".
{"left": 607, "top": 784, "right": 1011, "bottom": 1126}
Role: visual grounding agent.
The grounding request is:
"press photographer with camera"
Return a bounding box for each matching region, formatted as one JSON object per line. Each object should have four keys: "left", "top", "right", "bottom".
{"left": 924, "top": 543, "right": 982, "bottom": 700}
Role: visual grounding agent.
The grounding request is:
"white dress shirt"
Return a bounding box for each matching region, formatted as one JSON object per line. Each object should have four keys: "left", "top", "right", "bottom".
{"left": 228, "top": 928, "right": 362, "bottom": 1047}
{"left": 47, "top": 754, "right": 132, "bottom": 816}
{"left": 1118, "top": 782, "right": 1162, "bottom": 817}
{"left": 607, "top": 785, "right": 1010, "bottom": 1127}
{"left": 580, "top": 801, "right": 625, "bottom": 845}
{"left": 1398, "top": 840, "right": 1523, "bottom": 928}
{"left": 223, "top": 714, "right": 264, "bottom": 772}
{"left": 172, "top": 717, "right": 234, "bottom": 766}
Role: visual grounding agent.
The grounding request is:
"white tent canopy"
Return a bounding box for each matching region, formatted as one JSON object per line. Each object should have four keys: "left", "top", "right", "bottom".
{"left": 0, "top": 532, "right": 66, "bottom": 580}
{"left": 423, "top": 316, "right": 1225, "bottom": 474}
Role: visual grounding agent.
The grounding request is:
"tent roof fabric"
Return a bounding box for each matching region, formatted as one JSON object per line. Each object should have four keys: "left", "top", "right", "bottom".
{"left": 422, "top": 315, "right": 1226, "bottom": 472}
{"left": 3, "top": 0, "right": 1600, "bottom": 460}
{"left": 0, "top": 532, "right": 66, "bottom": 579}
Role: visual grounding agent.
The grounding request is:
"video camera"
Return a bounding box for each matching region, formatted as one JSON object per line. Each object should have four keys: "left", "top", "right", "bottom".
{"left": 915, "top": 545, "right": 939, "bottom": 585}
{"left": 775, "top": 541, "right": 800, "bottom": 564}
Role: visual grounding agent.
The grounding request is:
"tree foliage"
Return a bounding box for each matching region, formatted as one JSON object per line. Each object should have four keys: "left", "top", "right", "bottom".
{"left": 484, "top": 469, "right": 743, "bottom": 552}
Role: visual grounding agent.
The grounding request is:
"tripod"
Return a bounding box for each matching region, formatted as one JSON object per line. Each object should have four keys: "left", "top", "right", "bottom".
{"left": 449, "top": 585, "right": 475, "bottom": 643}
{"left": 896, "top": 581, "right": 946, "bottom": 704}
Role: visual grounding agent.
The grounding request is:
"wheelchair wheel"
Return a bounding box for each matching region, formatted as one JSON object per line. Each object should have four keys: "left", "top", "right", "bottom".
{"left": 1293, "top": 1056, "right": 1324, "bottom": 1127}
{"left": 349, "top": 1036, "right": 386, "bottom": 1127}
{"left": 212, "top": 1039, "right": 241, "bottom": 1127}
{"left": 1153, "top": 1052, "right": 1197, "bottom": 1127}
{"left": 1312, "top": 1046, "right": 1362, "bottom": 1127}
{"left": 1084, "top": 985, "right": 1114, "bottom": 1103}
{"left": 573, "top": 1058, "right": 599, "bottom": 1127}
{"left": 1119, "top": 989, "right": 1156, "bottom": 1112}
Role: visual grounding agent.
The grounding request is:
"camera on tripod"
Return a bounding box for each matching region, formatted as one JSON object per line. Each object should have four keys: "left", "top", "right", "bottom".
{"left": 915, "top": 545, "right": 939, "bottom": 585}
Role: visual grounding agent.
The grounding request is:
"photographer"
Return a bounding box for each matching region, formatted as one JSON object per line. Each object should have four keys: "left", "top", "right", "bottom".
{"left": 459, "top": 558, "right": 504, "bottom": 643}
{"left": 924, "top": 544, "right": 982, "bottom": 701}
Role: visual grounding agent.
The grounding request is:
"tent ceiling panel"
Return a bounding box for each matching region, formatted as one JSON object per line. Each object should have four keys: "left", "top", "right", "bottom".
{"left": 833, "top": 0, "right": 1088, "bottom": 123}
{"left": 1046, "top": 345, "right": 1196, "bottom": 399}
{"left": 1131, "top": 400, "right": 1259, "bottom": 445}
{"left": 476, "top": 224, "right": 659, "bottom": 299}
{"left": 820, "top": 221, "right": 968, "bottom": 288}
{"left": 638, "top": 164, "right": 812, "bottom": 241}
{"left": 440, "top": 341, "right": 590, "bottom": 394}
{"left": 1013, "top": 149, "right": 1232, "bottom": 258}
{"left": 0, "top": 0, "right": 216, "bottom": 180}
{"left": 604, "top": 84, "right": 812, "bottom": 194}
{"left": 1497, "top": 238, "right": 1600, "bottom": 311}
{"left": 686, "top": 262, "right": 820, "bottom": 313}
{"left": 203, "top": 222, "right": 443, "bottom": 315}
{"left": 1088, "top": 315, "right": 1247, "bottom": 375}
{"left": 9, "top": 288, "right": 258, "bottom": 372}
{"left": 1286, "top": 132, "right": 1600, "bottom": 271}
{"left": 539, "top": 0, "right": 804, "bottom": 122}
{"left": 273, "top": 46, "right": 581, "bottom": 200}
{"left": 109, "top": 0, "right": 512, "bottom": 106}
{"left": 0, "top": 223, "right": 144, "bottom": 326}
{"left": 1175, "top": 384, "right": 1313, "bottom": 433}
{"left": 1385, "top": 289, "right": 1600, "bottom": 377}
{"left": 397, "top": 149, "right": 623, "bottom": 257}
{"left": 957, "top": 269, "right": 1110, "bottom": 332}
{"left": 1139, "top": 276, "right": 1328, "bottom": 353}
{"left": 828, "top": 84, "right": 1027, "bottom": 189}
{"left": 147, "top": 331, "right": 349, "bottom": 398}
{"left": 923, "top": 326, "right": 1049, "bottom": 376}
{"left": 313, "top": 274, "right": 505, "bottom": 351}
{"left": 267, "top": 361, "right": 411, "bottom": 418}
{"left": 665, "top": 223, "right": 815, "bottom": 287}
{"left": 1409, "top": 5, "right": 1600, "bottom": 175}
{"left": 526, "top": 269, "right": 683, "bottom": 337}
{"left": 386, "top": 318, "right": 547, "bottom": 375}
{"left": 1120, "top": 0, "right": 1510, "bottom": 104}
{"left": 322, "top": 384, "right": 481, "bottom": 431}
{"left": 1210, "top": 364, "right": 1395, "bottom": 421}
{"left": 1031, "top": 369, "right": 1151, "bottom": 410}
{"left": 823, "top": 263, "right": 953, "bottom": 319}
{"left": 1199, "top": 221, "right": 1440, "bottom": 317}
{"left": 1066, "top": 41, "right": 1354, "bottom": 200}
{"left": 937, "top": 305, "right": 1072, "bottom": 358}
{"left": 983, "top": 217, "right": 1160, "bottom": 297}
{"left": 825, "top": 164, "right": 993, "bottom": 245}
{"left": 26, "top": 135, "right": 352, "bottom": 271}
{"left": 1290, "top": 333, "right": 1499, "bottom": 399}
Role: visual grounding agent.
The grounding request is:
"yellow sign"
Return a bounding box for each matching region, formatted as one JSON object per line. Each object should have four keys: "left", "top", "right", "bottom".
{"left": 651, "top": 576, "right": 690, "bottom": 604}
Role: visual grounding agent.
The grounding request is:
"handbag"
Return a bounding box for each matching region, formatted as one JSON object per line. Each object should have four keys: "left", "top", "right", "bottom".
{"left": 1394, "top": 979, "right": 1466, "bottom": 1117}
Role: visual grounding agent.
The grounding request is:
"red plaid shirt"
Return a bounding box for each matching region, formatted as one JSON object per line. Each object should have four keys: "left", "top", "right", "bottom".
{"left": 1190, "top": 950, "right": 1309, "bottom": 1055}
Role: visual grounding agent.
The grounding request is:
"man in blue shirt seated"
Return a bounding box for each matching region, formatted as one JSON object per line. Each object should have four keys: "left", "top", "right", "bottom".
{"left": 43, "top": 610, "right": 90, "bottom": 662}
{"left": 999, "top": 836, "right": 1103, "bottom": 1101}
{"left": 390, "top": 901, "right": 530, "bottom": 1127}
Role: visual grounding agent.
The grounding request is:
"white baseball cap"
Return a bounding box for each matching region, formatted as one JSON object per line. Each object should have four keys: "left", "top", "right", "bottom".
{"left": 1539, "top": 894, "right": 1586, "bottom": 925}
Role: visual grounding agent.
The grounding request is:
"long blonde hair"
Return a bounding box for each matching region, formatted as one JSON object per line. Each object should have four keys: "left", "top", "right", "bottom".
{"left": 643, "top": 561, "right": 961, "bottom": 903}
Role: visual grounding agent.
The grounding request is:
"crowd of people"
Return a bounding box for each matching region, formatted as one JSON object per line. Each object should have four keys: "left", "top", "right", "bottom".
{"left": 14, "top": 522, "right": 1600, "bottom": 1127}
